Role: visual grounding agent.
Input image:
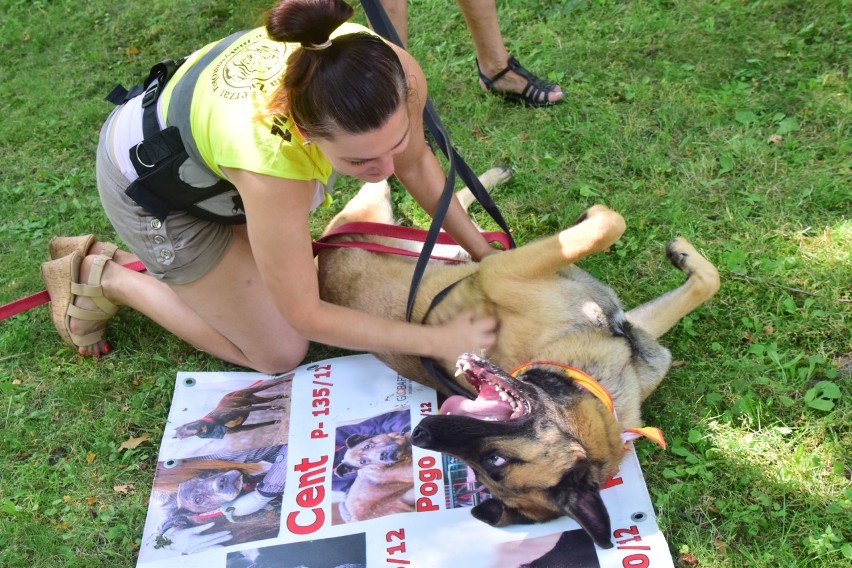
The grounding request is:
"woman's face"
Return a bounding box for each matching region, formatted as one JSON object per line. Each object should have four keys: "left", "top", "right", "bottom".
{"left": 313, "top": 105, "right": 411, "bottom": 183}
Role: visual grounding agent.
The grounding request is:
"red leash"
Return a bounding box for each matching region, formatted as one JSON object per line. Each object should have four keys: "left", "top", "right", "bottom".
{"left": 313, "top": 221, "right": 512, "bottom": 262}
{"left": 1, "top": 223, "right": 510, "bottom": 321}
{"left": 0, "top": 260, "right": 147, "bottom": 321}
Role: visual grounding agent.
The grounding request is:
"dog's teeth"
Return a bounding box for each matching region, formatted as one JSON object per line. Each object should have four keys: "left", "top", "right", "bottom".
{"left": 498, "top": 391, "right": 511, "bottom": 402}
{"left": 455, "top": 368, "right": 463, "bottom": 377}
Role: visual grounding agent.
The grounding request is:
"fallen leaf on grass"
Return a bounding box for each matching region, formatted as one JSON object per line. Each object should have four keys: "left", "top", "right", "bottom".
{"left": 767, "top": 134, "right": 783, "bottom": 144}
{"left": 670, "top": 360, "right": 687, "bottom": 368}
{"left": 118, "top": 433, "right": 150, "bottom": 451}
{"left": 86, "top": 452, "right": 96, "bottom": 464}
{"left": 679, "top": 552, "right": 699, "bottom": 566}
{"left": 113, "top": 484, "right": 135, "bottom": 494}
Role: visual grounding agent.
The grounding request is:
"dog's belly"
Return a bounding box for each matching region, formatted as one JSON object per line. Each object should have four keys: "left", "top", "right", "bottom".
{"left": 319, "top": 247, "right": 670, "bottom": 416}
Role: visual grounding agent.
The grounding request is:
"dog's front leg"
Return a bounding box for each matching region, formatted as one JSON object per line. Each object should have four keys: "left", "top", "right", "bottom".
{"left": 480, "top": 205, "right": 625, "bottom": 288}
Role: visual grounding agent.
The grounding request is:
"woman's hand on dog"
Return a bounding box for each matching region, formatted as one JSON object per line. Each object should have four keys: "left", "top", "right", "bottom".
{"left": 433, "top": 310, "right": 498, "bottom": 363}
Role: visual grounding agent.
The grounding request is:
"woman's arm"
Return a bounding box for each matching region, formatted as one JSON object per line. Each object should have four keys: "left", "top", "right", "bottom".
{"left": 223, "top": 167, "right": 497, "bottom": 363}
{"left": 390, "top": 45, "right": 499, "bottom": 261}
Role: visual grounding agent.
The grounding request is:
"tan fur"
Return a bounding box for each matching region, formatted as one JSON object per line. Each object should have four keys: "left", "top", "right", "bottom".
{"left": 338, "top": 432, "right": 415, "bottom": 522}
{"left": 318, "top": 168, "right": 720, "bottom": 543}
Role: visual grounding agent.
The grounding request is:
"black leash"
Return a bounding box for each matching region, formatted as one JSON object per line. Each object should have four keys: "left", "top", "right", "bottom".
{"left": 359, "top": 0, "right": 513, "bottom": 398}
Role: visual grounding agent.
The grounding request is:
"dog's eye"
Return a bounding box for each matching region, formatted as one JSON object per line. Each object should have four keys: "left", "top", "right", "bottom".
{"left": 487, "top": 454, "right": 507, "bottom": 468}
{"left": 360, "top": 459, "right": 369, "bottom": 465}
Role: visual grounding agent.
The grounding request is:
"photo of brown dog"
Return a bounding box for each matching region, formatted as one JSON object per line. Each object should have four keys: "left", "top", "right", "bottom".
{"left": 172, "top": 374, "right": 293, "bottom": 440}
{"left": 317, "top": 170, "right": 720, "bottom": 547}
{"left": 331, "top": 410, "right": 415, "bottom": 523}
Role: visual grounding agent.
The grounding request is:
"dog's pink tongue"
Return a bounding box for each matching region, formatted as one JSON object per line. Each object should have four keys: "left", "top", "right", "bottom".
{"left": 439, "top": 395, "right": 514, "bottom": 421}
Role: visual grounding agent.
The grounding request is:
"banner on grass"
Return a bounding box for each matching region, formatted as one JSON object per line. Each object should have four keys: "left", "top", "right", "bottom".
{"left": 137, "top": 354, "right": 674, "bottom": 568}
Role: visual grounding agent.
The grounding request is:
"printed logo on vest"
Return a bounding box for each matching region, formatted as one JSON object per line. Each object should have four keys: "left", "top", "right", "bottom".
{"left": 211, "top": 36, "right": 288, "bottom": 100}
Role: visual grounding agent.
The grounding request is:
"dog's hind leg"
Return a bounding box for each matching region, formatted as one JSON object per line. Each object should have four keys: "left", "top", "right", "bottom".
{"left": 625, "top": 238, "right": 720, "bottom": 339}
{"left": 232, "top": 375, "right": 294, "bottom": 398}
{"left": 454, "top": 166, "right": 513, "bottom": 214}
{"left": 324, "top": 179, "right": 394, "bottom": 233}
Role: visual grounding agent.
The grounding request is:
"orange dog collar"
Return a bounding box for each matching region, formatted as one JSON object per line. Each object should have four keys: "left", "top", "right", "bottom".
{"left": 510, "top": 361, "right": 666, "bottom": 449}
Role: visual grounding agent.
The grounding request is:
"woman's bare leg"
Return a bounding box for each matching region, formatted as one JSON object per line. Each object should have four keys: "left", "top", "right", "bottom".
{"left": 70, "top": 227, "right": 307, "bottom": 374}
{"left": 456, "top": 0, "right": 563, "bottom": 104}
{"left": 378, "top": 0, "right": 408, "bottom": 46}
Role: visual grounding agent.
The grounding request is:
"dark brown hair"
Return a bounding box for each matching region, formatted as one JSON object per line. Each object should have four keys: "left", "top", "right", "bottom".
{"left": 266, "top": 0, "right": 408, "bottom": 139}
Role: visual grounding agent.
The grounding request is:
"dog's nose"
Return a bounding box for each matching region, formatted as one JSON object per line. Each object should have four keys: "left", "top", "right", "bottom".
{"left": 411, "top": 424, "right": 432, "bottom": 448}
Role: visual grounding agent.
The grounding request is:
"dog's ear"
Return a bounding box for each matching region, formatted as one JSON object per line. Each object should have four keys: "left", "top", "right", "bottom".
{"left": 345, "top": 433, "right": 371, "bottom": 448}
{"left": 471, "top": 498, "right": 532, "bottom": 527}
{"left": 471, "top": 498, "right": 508, "bottom": 526}
{"left": 552, "top": 465, "right": 613, "bottom": 549}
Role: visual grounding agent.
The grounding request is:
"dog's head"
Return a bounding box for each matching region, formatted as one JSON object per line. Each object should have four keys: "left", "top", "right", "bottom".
{"left": 176, "top": 469, "right": 244, "bottom": 513}
{"left": 173, "top": 418, "right": 226, "bottom": 440}
{"left": 335, "top": 431, "right": 412, "bottom": 476}
{"left": 411, "top": 354, "right": 624, "bottom": 549}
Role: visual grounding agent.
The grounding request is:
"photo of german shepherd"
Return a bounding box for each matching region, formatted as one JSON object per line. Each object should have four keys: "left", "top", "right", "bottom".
{"left": 316, "top": 168, "right": 720, "bottom": 548}
{"left": 334, "top": 430, "right": 415, "bottom": 522}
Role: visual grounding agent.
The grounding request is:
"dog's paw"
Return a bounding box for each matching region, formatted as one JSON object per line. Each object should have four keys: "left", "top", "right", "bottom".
{"left": 574, "top": 206, "right": 625, "bottom": 251}
{"left": 666, "top": 238, "right": 720, "bottom": 297}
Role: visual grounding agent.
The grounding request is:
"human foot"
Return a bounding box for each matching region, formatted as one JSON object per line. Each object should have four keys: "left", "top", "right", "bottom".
{"left": 477, "top": 56, "right": 564, "bottom": 107}
{"left": 40, "top": 252, "right": 120, "bottom": 357}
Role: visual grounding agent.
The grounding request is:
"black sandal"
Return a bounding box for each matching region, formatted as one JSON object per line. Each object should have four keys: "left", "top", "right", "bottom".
{"left": 477, "top": 56, "right": 562, "bottom": 108}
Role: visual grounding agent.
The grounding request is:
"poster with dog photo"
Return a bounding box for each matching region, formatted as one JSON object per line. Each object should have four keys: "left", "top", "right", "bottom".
{"left": 137, "top": 354, "right": 674, "bottom": 567}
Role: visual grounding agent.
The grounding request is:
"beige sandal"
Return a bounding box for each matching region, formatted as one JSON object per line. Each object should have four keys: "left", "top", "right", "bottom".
{"left": 49, "top": 234, "right": 118, "bottom": 261}
{"left": 40, "top": 252, "right": 119, "bottom": 352}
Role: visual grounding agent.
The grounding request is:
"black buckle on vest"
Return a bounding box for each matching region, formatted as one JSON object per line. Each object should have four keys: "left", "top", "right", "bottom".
{"left": 106, "top": 58, "right": 184, "bottom": 107}
{"left": 141, "top": 79, "right": 161, "bottom": 109}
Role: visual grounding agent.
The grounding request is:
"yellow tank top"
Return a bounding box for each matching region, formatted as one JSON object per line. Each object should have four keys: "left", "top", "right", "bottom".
{"left": 160, "top": 23, "right": 372, "bottom": 184}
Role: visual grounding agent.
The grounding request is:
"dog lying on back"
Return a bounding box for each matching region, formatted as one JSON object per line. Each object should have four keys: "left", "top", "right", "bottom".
{"left": 316, "top": 168, "right": 720, "bottom": 548}
{"left": 173, "top": 374, "right": 292, "bottom": 440}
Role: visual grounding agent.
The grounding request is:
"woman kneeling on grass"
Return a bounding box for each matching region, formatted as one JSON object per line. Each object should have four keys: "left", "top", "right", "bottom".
{"left": 41, "top": 0, "right": 498, "bottom": 373}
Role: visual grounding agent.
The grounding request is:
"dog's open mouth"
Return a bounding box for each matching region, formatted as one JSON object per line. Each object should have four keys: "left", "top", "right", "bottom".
{"left": 439, "top": 353, "right": 531, "bottom": 421}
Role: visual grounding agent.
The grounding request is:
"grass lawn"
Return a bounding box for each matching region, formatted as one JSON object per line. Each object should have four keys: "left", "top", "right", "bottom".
{"left": 0, "top": 0, "right": 849, "bottom": 566}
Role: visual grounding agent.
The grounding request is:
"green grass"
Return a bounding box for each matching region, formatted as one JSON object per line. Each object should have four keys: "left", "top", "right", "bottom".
{"left": 1, "top": 0, "right": 849, "bottom": 566}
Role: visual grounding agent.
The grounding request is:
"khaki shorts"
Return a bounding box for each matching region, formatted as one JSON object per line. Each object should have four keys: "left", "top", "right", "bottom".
{"left": 96, "top": 118, "right": 234, "bottom": 285}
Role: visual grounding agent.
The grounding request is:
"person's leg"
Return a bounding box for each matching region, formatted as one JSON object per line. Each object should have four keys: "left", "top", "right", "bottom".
{"left": 455, "top": 0, "right": 563, "bottom": 105}
{"left": 378, "top": 0, "right": 408, "bottom": 46}
{"left": 69, "top": 227, "right": 307, "bottom": 374}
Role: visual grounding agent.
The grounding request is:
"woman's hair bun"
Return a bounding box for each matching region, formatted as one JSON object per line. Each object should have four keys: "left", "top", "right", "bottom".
{"left": 266, "top": 0, "right": 354, "bottom": 47}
